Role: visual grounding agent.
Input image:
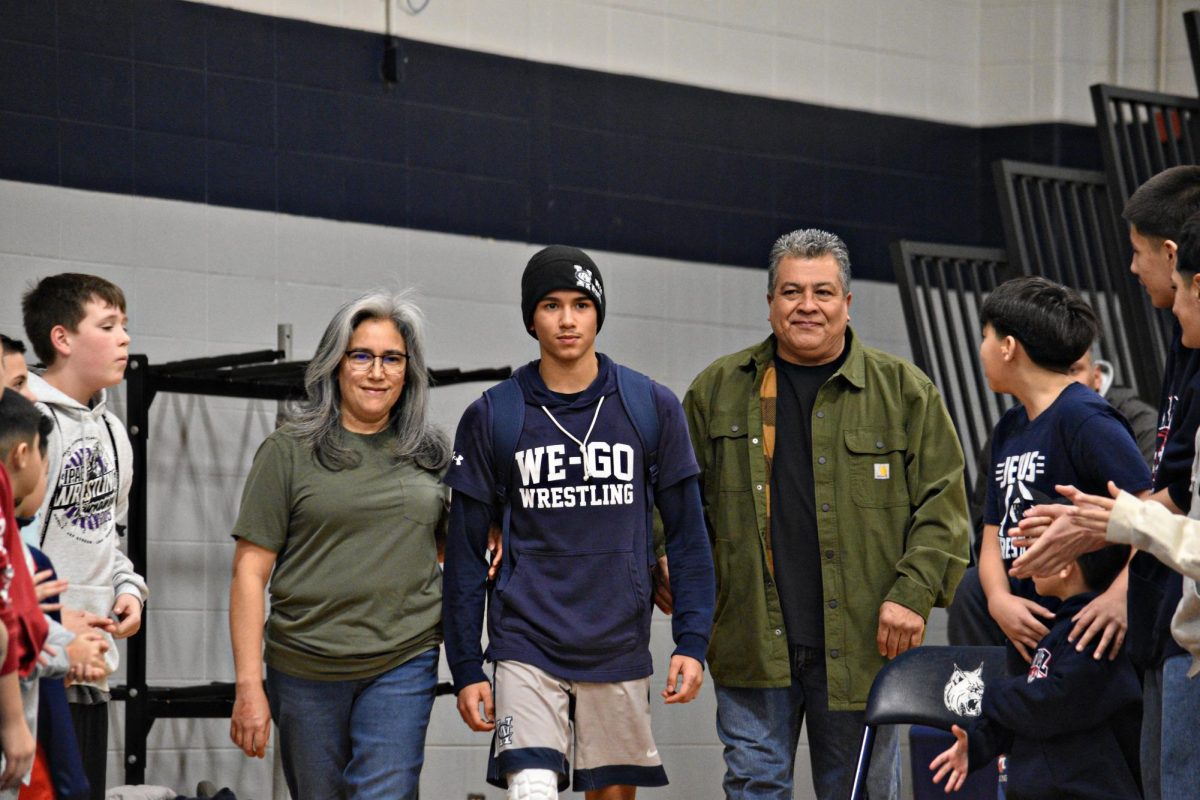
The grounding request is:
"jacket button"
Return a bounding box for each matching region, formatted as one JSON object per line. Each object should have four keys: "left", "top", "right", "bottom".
{"left": 774, "top": 628, "right": 782, "bottom": 636}
{"left": 821, "top": 503, "right": 830, "bottom": 512}
{"left": 875, "top": 440, "right": 884, "bottom": 449}
{"left": 752, "top": 437, "right": 759, "bottom": 444}
{"left": 830, "top": 649, "right": 840, "bottom": 659}
{"left": 731, "top": 424, "right": 739, "bottom": 432}
{"left": 816, "top": 410, "right": 825, "bottom": 419}
{"left": 817, "top": 456, "right": 826, "bottom": 465}
{"left": 825, "top": 550, "right": 834, "bottom": 560}
{"left": 756, "top": 484, "right": 763, "bottom": 491}
{"left": 828, "top": 599, "right": 838, "bottom": 609}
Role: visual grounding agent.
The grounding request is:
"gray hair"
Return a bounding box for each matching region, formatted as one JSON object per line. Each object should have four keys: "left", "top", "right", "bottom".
{"left": 284, "top": 290, "right": 450, "bottom": 472}
{"left": 767, "top": 229, "right": 852, "bottom": 295}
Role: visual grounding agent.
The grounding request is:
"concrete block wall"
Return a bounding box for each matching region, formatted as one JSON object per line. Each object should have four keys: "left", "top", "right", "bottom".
{"left": 191, "top": 0, "right": 1200, "bottom": 127}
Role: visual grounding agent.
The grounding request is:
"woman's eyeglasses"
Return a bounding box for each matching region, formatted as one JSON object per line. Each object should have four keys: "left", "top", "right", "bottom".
{"left": 344, "top": 349, "right": 408, "bottom": 373}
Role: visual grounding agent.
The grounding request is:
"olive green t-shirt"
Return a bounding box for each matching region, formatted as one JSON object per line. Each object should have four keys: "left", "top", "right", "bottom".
{"left": 233, "top": 428, "right": 447, "bottom": 680}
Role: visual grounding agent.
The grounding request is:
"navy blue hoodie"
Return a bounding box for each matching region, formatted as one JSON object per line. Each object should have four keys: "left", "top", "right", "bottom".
{"left": 442, "top": 355, "right": 715, "bottom": 690}
{"left": 966, "top": 593, "right": 1142, "bottom": 800}
{"left": 1129, "top": 325, "right": 1200, "bottom": 672}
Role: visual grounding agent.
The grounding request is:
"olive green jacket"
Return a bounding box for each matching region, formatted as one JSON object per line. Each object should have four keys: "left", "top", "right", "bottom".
{"left": 682, "top": 330, "right": 969, "bottom": 710}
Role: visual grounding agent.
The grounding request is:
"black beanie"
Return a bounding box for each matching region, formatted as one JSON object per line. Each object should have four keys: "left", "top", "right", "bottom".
{"left": 520, "top": 245, "right": 606, "bottom": 338}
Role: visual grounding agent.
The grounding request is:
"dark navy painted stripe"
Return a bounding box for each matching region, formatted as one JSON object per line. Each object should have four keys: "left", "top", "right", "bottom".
{"left": 0, "top": 0, "right": 1102, "bottom": 280}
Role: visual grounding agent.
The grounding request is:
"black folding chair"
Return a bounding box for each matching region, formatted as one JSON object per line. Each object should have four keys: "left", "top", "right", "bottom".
{"left": 849, "top": 646, "right": 1007, "bottom": 800}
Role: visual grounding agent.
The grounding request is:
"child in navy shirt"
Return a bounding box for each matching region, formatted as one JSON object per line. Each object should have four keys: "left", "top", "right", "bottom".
{"left": 931, "top": 543, "right": 1142, "bottom": 800}
{"left": 977, "top": 278, "right": 1150, "bottom": 668}
{"left": 442, "top": 246, "right": 715, "bottom": 799}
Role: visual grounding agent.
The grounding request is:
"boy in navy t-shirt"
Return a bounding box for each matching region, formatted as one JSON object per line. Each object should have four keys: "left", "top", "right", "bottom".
{"left": 977, "top": 277, "right": 1151, "bottom": 668}
{"left": 441, "top": 246, "right": 715, "bottom": 799}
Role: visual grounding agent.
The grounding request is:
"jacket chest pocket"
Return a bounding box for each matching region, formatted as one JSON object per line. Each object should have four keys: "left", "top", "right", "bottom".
{"left": 707, "top": 413, "right": 751, "bottom": 492}
{"left": 844, "top": 428, "right": 908, "bottom": 508}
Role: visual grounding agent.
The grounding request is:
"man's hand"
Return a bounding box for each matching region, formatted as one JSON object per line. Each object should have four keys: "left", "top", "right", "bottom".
{"left": 876, "top": 601, "right": 924, "bottom": 659}
{"left": 1070, "top": 579, "right": 1127, "bottom": 661}
{"left": 230, "top": 682, "right": 272, "bottom": 758}
{"left": 61, "top": 607, "right": 117, "bottom": 637}
{"left": 1010, "top": 502, "right": 1072, "bottom": 548}
{"left": 929, "top": 724, "right": 970, "bottom": 794}
{"left": 987, "top": 592, "right": 1055, "bottom": 662}
{"left": 66, "top": 630, "right": 110, "bottom": 684}
{"left": 653, "top": 555, "right": 673, "bottom": 615}
{"left": 111, "top": 593, "right": 143, "bottom": 638}
{"left": 487, "top": 524, "right": 502, "bottom": 581}
{"left": 0, "top": 713, "right": 34, "bottom": 790}
{"left": 661, "top": 654, "right": 703, "bottom": 704}
{"left": 1009, "top": 485, "right": 1115, "bottom": 578}
{"left": 32, "top": 569, "right": 68, "bottom": 613}
{"left": 457, "top": 681, "right": 496, "bottom": 731}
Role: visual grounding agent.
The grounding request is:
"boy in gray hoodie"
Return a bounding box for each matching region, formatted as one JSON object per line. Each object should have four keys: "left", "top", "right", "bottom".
{"left": 21, "top": 274, "right": 148, "bottom": 800}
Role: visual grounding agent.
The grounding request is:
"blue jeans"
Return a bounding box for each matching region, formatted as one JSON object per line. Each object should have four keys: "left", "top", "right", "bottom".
{"left": 265, "top": 648, "right": 439, "bottom": 800}
{"left": 1142, "top": 653, "right": 1200, "bottom": 800}
{"left": 715, "top": 645, "right": 900, "bottom": 800}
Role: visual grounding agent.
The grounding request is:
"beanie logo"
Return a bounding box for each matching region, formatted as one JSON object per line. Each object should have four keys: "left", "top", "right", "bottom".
{"left": 575, "top": 265, "right": 603, "bottom": 300}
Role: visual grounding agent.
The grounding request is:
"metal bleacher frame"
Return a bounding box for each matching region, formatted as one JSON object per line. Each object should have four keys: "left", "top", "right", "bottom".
{"left": 1090, "top": 83, "right": 1200, "bottom": 222}
{"left": 890, "top": 241, "right": 1015, "bottom": 492}
{"left": 992, "top": 158, "right": 1166, "bottom": 399}
{"left": 114, "top": 326, "right": 510, "bottom": 784}
{"left": 1185, "top": 10, "right": 1200, "bottom": 94}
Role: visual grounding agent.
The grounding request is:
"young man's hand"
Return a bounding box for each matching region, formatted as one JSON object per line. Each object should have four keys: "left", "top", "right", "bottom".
{"left": 61, "top": 607, "right": 117, "bottom": 636}
{"left": 652, "top": 555, "right": 673, "bottom": 615}
{"left": 1009, "top": 484, "right": 1115, "bottom": 578}
{"left": 661, "top": 655, "right": 703, "bottom": 704}
{"left": 456, "top": 681, "right": 496, "bottom": 731}
{"left": 929, "top": 724, "right": 970, "bottom": 793}
{"left": 32, "top": 569, "right": 68, "bottom": 613}
{"left": 987, "top": 593, "right": 1054, "bottom": 662}
{"left": 230, "top": 682, "right": 272, "bottom": 758}
{"left": 1071, "top": 580, "right": 1127, "bottom": 661}
{"left": 486, "top": 524, "right": 503, "bottom": 581}
{"left": 66, "top": 630, "right": 110, "bottom": 684}
{"left": 0, "top": 712, "right": 34, "bottom": 790}
{"left": 111, "top": 593, "right": 143, "bottom": 638}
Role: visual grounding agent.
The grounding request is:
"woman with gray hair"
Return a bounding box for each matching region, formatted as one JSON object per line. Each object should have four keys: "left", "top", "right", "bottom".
{"left": 228, "top": 290, "right": 450, "bottom": 799}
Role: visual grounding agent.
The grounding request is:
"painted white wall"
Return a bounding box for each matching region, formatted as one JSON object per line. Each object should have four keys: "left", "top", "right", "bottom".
{"left": 183, "top": 0, "right": 1200, "bottom": 127}
{"left": 0, "top": 178, "right": 948, "bottom": 798}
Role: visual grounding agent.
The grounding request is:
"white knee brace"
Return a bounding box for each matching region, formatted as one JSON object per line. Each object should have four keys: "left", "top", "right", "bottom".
{"left": 507, "top": 768, "right": 559, "bottom": 800}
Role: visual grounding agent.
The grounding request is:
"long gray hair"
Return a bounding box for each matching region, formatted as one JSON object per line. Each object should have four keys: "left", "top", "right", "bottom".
{"left": 285, "top": 290, "right": 450, "bottom": 471}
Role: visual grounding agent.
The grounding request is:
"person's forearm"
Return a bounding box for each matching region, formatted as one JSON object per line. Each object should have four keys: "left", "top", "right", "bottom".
{"left": 1147, "top": 486, "right": 1183, "bottom": 514}
{"left": 657, "top": 477, "right": 715, "bottom": 660}
{"left": 1110, "top": 491, "right": 1200, "bottom": 578}
{"left": 977, "top": 526, "right": 1010, "bottom": 602}
{"left": 0, "top": 672, "right": 21, "bottom": 724}
{"left": 229, "top": 572, "right": 267, "bottom": 690}
{"left": 443, "top": 496, "right": 492, "bottom": 691}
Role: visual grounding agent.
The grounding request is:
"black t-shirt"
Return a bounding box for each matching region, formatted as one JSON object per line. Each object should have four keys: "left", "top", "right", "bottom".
{"left": 771, "top": 349, "right": 847, "bottom": 647}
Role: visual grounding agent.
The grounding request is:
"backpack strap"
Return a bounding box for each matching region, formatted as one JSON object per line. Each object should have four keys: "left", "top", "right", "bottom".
{"left": 483, "top": 371, "right": 526, "bottom": 592}
{"left": 615, "top": 365, "right": 660, "bottom": 486}
{"left": 615, "top": 365, "right": 662, "bottom": 569}
{"left": 485, "top": 374, "right": 525, "bottom": 505}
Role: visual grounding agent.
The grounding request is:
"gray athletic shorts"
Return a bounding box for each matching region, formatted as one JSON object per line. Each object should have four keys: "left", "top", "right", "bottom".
{"left": 485, "top": 660, "right": 669, "bottom": 792}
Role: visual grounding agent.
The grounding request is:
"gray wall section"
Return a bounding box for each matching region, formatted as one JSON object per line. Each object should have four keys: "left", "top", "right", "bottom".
{"left": 0, "top": 178, "right": 955, "bottom": 798}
